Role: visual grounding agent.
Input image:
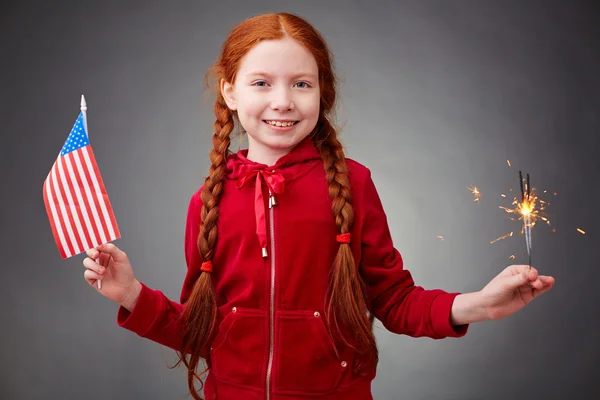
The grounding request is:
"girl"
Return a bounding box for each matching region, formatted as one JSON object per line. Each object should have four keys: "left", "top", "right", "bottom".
{"left": 83, "top": 12, "right": 554, "bottom": 400}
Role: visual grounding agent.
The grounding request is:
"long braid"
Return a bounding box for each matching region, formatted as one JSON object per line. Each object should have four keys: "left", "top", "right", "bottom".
{"left": 315, "top": 116, "right": 378, "bottom": 371}
{"left": 176, "top": 94, "right": 233, "bottom": 399}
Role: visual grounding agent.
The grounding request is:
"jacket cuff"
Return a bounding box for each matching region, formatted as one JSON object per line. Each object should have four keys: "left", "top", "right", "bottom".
{"left": 430, "top": 292, "right": 469, "bottom": 338}
{"left": 116, "top": 282, "right": 161, "bottom": 336}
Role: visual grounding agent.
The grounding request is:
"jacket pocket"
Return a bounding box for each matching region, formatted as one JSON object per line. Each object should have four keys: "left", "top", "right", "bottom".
{"left": 210, "top": 307, "right": 266, "bottom": 389}
{"left": 274, "top": 310, "right": 349, "bottom": 395}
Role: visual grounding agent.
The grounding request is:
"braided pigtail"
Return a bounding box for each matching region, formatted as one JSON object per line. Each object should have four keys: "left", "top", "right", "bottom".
{"left": 176, "top": 94, "right": 233, "bottom": 399}
{"left": 315, "top": 117, "right": 378, "bottom": 372}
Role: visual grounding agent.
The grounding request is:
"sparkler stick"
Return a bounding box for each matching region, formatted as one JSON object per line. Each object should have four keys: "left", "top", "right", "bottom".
{"left": 519, "top": 171, "right": 525, "bottom": 202}
{"left": 519, "top": 171, "right": 532, "bottom": 269}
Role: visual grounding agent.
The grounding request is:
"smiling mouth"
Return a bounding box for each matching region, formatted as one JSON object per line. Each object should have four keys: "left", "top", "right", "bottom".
{"left": 263, "top": 120, "right": 300, "bottom": 127}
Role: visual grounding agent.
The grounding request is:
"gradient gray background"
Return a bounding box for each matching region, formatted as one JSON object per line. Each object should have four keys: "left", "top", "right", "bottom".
{"left": 2, "top": 1, "right": 599, "bottom": 399}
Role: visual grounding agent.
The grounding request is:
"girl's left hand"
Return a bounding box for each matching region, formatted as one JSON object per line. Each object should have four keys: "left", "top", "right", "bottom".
{"left": 479, "top": 265, "right": 555, "bottom": 320}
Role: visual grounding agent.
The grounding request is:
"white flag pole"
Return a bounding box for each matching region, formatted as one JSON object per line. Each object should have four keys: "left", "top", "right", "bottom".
{"left": 81, "top": 95, "right": 102, "bottom": 290}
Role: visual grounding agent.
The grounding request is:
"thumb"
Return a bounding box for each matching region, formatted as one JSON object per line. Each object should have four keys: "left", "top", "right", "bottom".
{"left": 97, "top": 242, "right": 126, "bottom": 262}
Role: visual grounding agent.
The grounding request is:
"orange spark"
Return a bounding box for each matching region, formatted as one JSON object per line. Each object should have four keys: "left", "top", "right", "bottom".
{"left": 467, "top": 186, "right": 481, "bottom": 202}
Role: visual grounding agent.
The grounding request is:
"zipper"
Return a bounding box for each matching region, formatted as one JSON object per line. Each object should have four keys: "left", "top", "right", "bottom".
{"left": 266, "top": 189, "right": 276, "bottom": 400}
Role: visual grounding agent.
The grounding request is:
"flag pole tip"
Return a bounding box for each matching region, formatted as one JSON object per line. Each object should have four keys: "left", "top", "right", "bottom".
{"left": 80, "top": 95, "right": 87, "bottom": 110}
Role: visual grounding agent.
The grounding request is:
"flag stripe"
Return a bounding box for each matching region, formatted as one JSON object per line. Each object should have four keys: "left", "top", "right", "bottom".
{"left": 69, "top": 151, "right": 103, "bottom": 248}
{"left": 56, "top": 155, "right": 87, "bottom": 252}
{"left": 87, "top": 147, "right": 120, "bottom": 239}
{"left": 83, "top": 147, "right": 119, "bottom": 240}
{"left": 78, "top": 148, "right": 111, "bottom": 243}
{"left": 60, "top": 154, "right": 92, "bottom": 250}
{"left": 64, "top": 151, "right": 97, "bottom": 249}
{"left": 43, "top": 175, "right": 67, "bottom": 258}
{"left": 50, "top": 163, "right": 76, "bottom": 257}
{"left": 72, "top": 150, "right": 108, "bottom": 246}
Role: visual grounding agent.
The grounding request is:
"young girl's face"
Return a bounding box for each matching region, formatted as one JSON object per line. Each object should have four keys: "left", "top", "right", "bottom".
{"left": 221, "top": 37, "right": 320, "bottom": 164}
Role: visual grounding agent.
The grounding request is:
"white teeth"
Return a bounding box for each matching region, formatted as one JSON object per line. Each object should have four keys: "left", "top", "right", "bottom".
{"left": 265, "top": 120, "right": 296, "bottom": 127}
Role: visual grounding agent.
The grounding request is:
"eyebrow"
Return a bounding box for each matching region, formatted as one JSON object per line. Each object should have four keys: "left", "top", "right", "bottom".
{"left": 246, "top": 71, "right": 318, "bottom": 80}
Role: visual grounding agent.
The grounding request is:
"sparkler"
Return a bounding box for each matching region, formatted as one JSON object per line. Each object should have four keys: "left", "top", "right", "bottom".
{"left": 495, "top": 171, "right": 551, "bottom": 269}
{"left": 466, "top": 161, "right": 583, "bottom": 262}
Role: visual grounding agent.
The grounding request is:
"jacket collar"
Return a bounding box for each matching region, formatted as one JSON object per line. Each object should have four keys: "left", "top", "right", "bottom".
{"left": 224, "top": 136, "right": 322, "bottom": 257}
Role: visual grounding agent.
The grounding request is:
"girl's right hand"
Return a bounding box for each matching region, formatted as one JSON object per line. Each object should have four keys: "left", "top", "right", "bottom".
{"left": 83, "top": 243, "right": 142, "bottom": 311}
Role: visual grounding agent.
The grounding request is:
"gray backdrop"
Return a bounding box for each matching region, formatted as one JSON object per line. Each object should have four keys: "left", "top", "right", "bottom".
{"left": 2, "top": 1, "right": 599, "bottom": 399}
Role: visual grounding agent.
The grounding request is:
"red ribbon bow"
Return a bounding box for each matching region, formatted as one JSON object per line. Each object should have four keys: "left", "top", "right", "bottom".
{"left": 236, "top": 168, "right": 286, "bottom": 257}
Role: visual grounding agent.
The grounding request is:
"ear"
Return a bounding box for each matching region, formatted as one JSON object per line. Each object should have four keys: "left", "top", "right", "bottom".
{"left": 220, "top": 79, "right": 237, "bottom": 111}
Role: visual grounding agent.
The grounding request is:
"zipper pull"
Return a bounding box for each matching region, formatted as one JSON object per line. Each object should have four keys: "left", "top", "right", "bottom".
{"left": 262, "top": 247, "right": 268, "bottom": 257}
{"left": 268, "top": 190, "right": 277, "bottom": 208}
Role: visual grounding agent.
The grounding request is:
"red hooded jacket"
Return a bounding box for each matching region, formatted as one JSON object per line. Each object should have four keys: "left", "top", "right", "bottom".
{"left": 116, "top": 137, "right": 468, "bottom": 399}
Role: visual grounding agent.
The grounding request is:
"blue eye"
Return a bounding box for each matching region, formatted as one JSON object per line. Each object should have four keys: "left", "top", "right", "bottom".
{"left": 253, "top": 81, "right": 268, "bottom": 87}
{"left": 295, "top": 82, "right": 310, "bottom": 88}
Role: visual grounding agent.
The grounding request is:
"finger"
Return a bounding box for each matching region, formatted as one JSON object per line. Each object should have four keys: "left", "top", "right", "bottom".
{"left": 533, "top": 284, "right": 553, "bottom": 298}
{"left": 539, "top": 275, "right": 555, "bottom": 285}
{"left": 83, "top": 257, "right": 105, "bottom": 275}
{"left": 97, "top": 243, "right": 127, "bottom": 262}
{"left": 528, "top": 275, "right": 554, "bottom": 289}
{"left": 532, "top": 276, "right": 555, "bottom": 297}
{"left": 508, "top": 270, "right": 529, "bottom": 287}
{"left": 508, "top": 265, "right": 534, "bottom": 278}
{"left": 84, "top": 269, "right": 102, "bottom": 287}
{"left": 525, "top": 266, "right": 539, "bottom": 281}
{"left": 528, "top": 279, "right": 544, "bottom": 290}
{"left": 86, "top": 248, "right": 100, "bottom": 259}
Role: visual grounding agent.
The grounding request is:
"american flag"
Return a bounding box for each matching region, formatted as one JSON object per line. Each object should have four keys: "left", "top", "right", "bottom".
{"left": 43, "top": 111, "right": 120, "bottom": 259}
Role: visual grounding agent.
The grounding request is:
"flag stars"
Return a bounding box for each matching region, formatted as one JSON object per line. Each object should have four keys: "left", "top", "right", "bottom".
{"left": 60, "top": 113, "right": 89, "bottom": 155}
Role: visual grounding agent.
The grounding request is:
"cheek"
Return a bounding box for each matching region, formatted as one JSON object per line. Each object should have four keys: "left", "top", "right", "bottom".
{"left": 301, "top": 94, "right": 320, "bottom": 120}
{"left": 238, "top": 100, "right": 265, "bottom": 122}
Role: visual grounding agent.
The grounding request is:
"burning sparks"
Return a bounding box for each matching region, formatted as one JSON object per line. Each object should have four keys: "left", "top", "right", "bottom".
{"left": 507, "top": 160, "right": 511, "bottom": 167}
{"left": 498, "top": 187, "right": 550, "bottom": 229}
{"left": 436, "top": 236, "right": 445, "bottom": 241}
{"left": 493, "top": 171, "right": 552, "bottom": 267}
{"left": 467, "top": 186, "right": 481, "bottom": 202}
{"left": 490, "top": 232, "right": 513, "bottom": 244}
{"left": 577, "top": 228, "right": 586, "bottom": 235}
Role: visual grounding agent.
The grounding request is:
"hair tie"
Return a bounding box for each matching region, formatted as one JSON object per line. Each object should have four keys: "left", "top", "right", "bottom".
{"left": 200, "top": 261, "right": 213, "bottom": 273}
{"left": 336, "top": 233, "right": 351, "bottom": 244}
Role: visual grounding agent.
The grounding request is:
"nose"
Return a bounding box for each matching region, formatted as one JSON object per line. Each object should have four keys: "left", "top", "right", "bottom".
{"left": 270, "top": 87, "right": 294, "bottom": 111}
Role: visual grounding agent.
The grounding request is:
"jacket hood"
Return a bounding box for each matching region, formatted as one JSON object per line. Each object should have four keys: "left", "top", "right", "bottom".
{"left": 225, "top": 136, "right": 322, "bottom": 180}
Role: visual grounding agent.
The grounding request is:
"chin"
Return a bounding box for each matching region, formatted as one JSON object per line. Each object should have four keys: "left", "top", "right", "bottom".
{"left": 263, "top": 137, "right": 301, "bottom": 150}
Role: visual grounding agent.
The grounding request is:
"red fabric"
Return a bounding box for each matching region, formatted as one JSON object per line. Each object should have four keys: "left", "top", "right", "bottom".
{"left": 116, "top": 136, "right": 468, "bottom": 399}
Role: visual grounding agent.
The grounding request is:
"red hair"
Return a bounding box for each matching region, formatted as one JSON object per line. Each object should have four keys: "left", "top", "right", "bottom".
{"left": 173, "top": 12, "right": 377, "bottom": 398}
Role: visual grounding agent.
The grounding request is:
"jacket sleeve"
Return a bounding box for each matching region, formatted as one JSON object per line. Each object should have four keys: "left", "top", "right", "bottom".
{"left": 357, "top": 170, "right": 468, "bottom": 339}
{"left": 115, "top": 189, "right": 203, "bottom": 351}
